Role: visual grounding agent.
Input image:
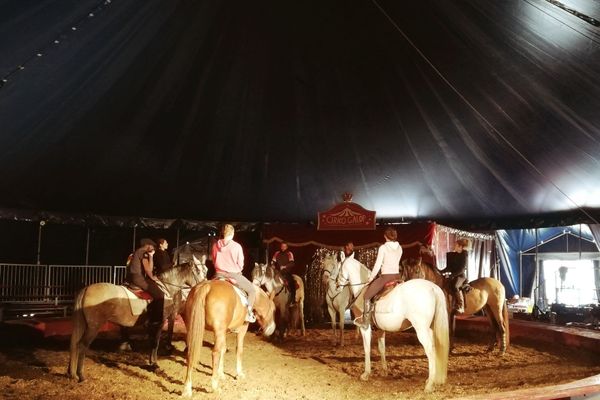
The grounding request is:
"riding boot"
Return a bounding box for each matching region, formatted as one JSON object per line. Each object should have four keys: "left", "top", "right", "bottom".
{"left": 246, "top": 306, "right": 256, "bottom": 323}
{"left": 289, "top": 280, "right": 297, "bottom": 306}
{"left": 356, "top": 299, "right": 372, "bottom": 329}
{"left": 455, "top": 290, "right": 465, "bottom": 314}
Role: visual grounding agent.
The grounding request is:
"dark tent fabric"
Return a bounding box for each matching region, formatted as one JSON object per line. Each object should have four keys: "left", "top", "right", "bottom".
{"left": 496, "top": 224, "right": 599, "bottom": 298}
{"left": 1, "top": 0, "right": 600, "bottom": 228}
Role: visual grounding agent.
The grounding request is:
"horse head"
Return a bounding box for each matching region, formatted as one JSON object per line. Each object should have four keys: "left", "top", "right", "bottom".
{"left": 338, "top": 257, "right": 371, "bottom": 297}
{"left": 253, "top": 287, "right": 276, "bottom": 336}
{"left": 320, "top": 254, "right": 340, "bottom": 286}
{"left": 159, "top": 261, "right": 205, "bottom": 296}
{"left": 252, "top": 262, "right": 268, "bottom": 287}
{"left": 192, "top": 254, "right": 208, "bottom": 281}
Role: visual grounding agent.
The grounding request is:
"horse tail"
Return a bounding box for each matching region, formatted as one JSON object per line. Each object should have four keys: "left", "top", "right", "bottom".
{"left": 185, "top": 282, "right": 211, "bottom": 377}
{"left": 432, "top": 286, "right": 449, "bottom": 384}
{"left": 502, "top": 299, "right": 510, "bottom": 348}
{"left": 68, "top": 287, "right": 87, "bottom": 377}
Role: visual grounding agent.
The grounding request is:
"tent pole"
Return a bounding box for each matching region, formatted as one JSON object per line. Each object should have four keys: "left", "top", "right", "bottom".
{"left": 535, "top": 229, "right": 539, "bottom": 307}
{"left": 132, "top": 225, "right": 137, "bottom": 252}
{"left": 519, "top": 251, "right": 523, "bottom": 296}
{"left": 36, "top": 221, "right": 45, "bottom": 265}
{"left": 85, "top": 227, "right": 90, "bottom": 266}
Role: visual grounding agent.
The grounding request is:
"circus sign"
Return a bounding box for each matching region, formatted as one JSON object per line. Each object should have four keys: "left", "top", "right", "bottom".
{"left": 317, "top": 193, "right": 376, "bottom": 231}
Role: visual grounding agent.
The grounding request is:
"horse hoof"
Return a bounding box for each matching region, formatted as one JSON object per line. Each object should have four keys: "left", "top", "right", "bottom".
{"left": 119, "top": 342, "right": 132, "bottom": 352}
{"left": 236, "top": 372, "right": 246, "bottom": 380}
{"left": 360, "top": 373, "right": 370, "bottom": 381}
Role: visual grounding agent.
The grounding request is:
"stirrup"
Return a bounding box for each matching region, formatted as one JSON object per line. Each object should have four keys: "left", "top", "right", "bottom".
{"left": 353, "top": 316, "right": 369, "bottom": 329}
{"left": 246, "top": 310, "right": 256, "bottom": 323}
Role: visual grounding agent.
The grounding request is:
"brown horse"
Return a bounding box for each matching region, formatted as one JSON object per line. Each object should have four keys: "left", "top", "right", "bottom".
{"left": 181, "top": 280, "right": 276, "bottom": 396}
{"left": 401, "top": 258, "right": 509, "bottom": 355}
{"left": 67, "top": 262, "right": 204, "bottom": 382}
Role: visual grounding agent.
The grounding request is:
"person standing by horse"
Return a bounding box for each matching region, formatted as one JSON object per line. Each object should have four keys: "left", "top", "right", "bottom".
{"left": 126, "top": 238, "right": 164, "bottom": 329}
{"left": 212, "top": 224, "right": 256, "bottom": 322}
{"left": 153, "top": 238, "right": 173, "bottom": 275}
{"left": 271, "top": 241, "right": 297, "bottom": 305}
{"left": 358, "top": 228, "right": 423, "bottom": 329}
{"left": 440, "top": 238, "right": 469, "bottom": 314}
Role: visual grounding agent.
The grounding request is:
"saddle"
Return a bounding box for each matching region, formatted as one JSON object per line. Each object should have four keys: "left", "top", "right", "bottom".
{"left": 372, "top": 279, "right": 402, "bottom": 302}
{"left": 123, "top": 283, "right": 154, "bottom": 300}
{"left": 121, "top": 286, "right": 152, "bottom": 316}
{"left": 213, "top": 276, "right": 250, "bottom": 306}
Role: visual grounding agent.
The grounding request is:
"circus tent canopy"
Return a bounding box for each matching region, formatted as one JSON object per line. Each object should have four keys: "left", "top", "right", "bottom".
{"left": 1, "top": 0, "right": 600, "bottom": 229}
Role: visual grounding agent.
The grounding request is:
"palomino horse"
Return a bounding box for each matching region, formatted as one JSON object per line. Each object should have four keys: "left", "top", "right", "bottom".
{"left": 338, "top": 257, "right": 449, "bottom": 392}
{"left": 401, "top": 258, "right": 509, "bottom": 354}
{"left": 252, "top": 263, "right": 306, "bottom": 339}
{"left": 67, "top": 262, "right": 203, "bottom": 382}
{"left": 181, "top": 280, "right": 276, "bottom": 395}
{"left": 321, "top": 252, "right": 358, "bottom": 346}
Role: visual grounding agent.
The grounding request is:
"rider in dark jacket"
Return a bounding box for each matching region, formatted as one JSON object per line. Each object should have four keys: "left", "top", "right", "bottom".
{"left": 440, "top": 238, "right": 469, "bottom": 314}
{"left": 126, "top": 238, "right": 164, "bottom": 328}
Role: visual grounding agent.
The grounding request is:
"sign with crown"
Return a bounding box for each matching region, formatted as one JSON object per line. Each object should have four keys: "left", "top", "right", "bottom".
{"left": 317, "top": 193, "right": 376, "bottom": 231}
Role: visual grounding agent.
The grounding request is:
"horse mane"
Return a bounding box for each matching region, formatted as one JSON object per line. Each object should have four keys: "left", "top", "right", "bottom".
{"left": 401, "top": 258, "right": 443, "bottom": 286}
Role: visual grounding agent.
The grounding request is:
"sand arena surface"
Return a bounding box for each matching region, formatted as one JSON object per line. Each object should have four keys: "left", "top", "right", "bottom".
{"left": 0, "top": 326, "right": 599, "bottom": 400}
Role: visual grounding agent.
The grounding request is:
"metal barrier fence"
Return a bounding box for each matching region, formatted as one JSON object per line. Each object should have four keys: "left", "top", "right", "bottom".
{"left": 0, "top": 263, "right": 127, "bottom": 303}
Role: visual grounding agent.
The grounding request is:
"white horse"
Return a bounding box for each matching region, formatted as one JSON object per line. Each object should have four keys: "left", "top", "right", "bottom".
{"left": 338, "top": 257, "right": 449, "bottom": 392}
{"left": 251, "top": 263, "right": 306, "bottom": 339}
{"left": 321, "top": 252, "right": 365, "bottom": 346}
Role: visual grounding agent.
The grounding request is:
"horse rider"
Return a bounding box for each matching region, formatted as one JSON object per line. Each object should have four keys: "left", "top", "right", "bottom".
{"left": 153, "top": 238, "right": 173, "bottom": 275}
{"left": 358, "top": 229, "right": 424, "bottom": 329}
{"left": 126, "top": 238, "right": 164, "bottom": 329}
{"left": 271, "top": 241, "right": 297, "bottom": 305}
{"left": 441, "top": 238, "right": 469, "bottom": 314}
{"left": 212, "top": 224, "right": 256, "bottom": 322}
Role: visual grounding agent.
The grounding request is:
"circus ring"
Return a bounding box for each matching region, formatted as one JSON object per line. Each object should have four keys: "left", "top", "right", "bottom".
{"left": 0, "top": 315, "right": 599, "bottom": 400}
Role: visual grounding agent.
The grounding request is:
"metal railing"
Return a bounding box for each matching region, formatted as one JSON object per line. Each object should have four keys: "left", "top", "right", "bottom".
{"left": 0, "top": 263, "right": 126, "bottom": 303}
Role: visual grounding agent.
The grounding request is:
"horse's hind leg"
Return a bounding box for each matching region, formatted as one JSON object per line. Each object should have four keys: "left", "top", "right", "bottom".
{"left": 483, "top": 304, "right": 501, "bottom": 352}
{"left": 76, "top": 323, "right": 102, "bottom": 382}
{"left": 377, "top": 331, "right": 388, "bottom": 376}
{"left": 486, "top": 302, "right": 506, "bottom": 354}
{"left": 414, "top": 325, "right": 436, "bottom": 392}
{"left": 235, "top": 325, "right": 249, "bottom": 379}
{"left": 210, "top": 329, "right": 227, "bottom": 392}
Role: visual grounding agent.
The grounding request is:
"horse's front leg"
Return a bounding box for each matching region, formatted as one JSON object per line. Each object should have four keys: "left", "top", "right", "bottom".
{"left": 327, "top": 302, "right": 337, "bottom": 342}
{"left": 359, "top": 326, "right": 372, "bottom": 381}
{"left": 164, "top": 312, "right": 176, "bottom": 353}
{"left": 210, "top": 329, "right": 227, "bottom": 392}
{"left": 235, "top": 324, "right": 250, "bottom": 379}
{"left": 148, "top": 321, "right": 163, "bottom": 366}
{"left": 377, "top": 331, "right": 387, "bottom": 376}
{"left": 338, "top": 307, "right": 345, "bottom": 346}
{"left": 299, "top": 301, "right": 306, "bottom": 337}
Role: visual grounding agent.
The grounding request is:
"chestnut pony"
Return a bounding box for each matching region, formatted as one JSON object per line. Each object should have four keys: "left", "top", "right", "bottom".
{"left": 181, "top": 280, "right": 276, "bottom": 396}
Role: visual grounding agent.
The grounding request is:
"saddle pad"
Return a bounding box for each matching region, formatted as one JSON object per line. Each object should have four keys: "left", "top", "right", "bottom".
{"left": 213, "top": 277, "right": 249, "bottom": 306}
{"left": 121, "top": 286, "right": 151, "bottom": 316}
